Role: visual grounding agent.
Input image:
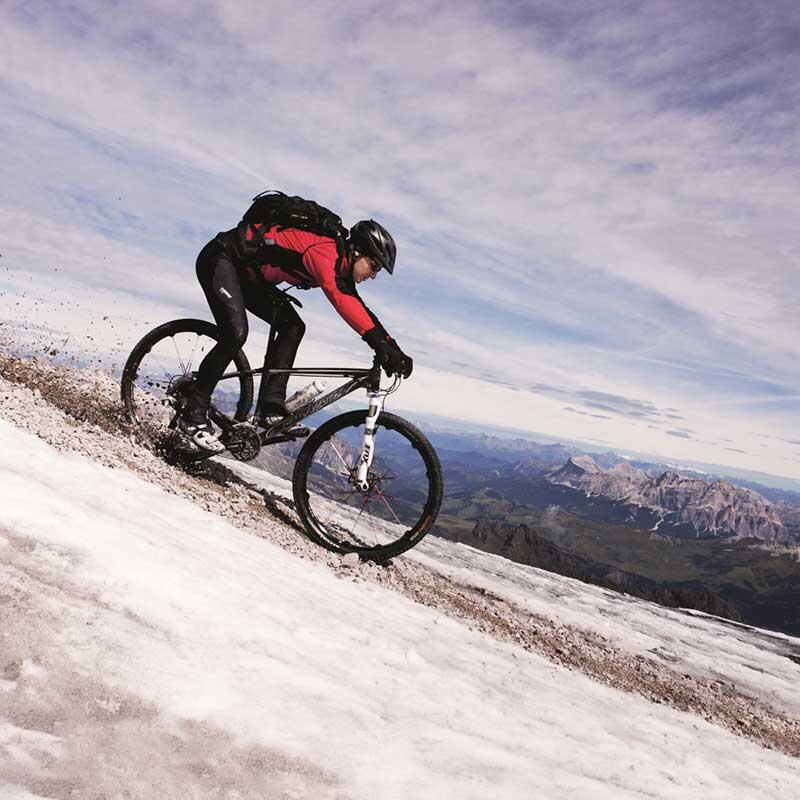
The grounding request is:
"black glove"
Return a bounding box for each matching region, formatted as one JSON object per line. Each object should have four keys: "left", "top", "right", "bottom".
{"left": 362, "top": 328, "right": 414, "bottom": 378}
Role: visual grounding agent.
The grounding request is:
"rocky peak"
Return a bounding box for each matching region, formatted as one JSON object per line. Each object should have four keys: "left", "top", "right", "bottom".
{"left": 654, "top": 470, "right": 690, "bottom": 486}
{"left": 609, "top": 461, "right": 649, "bottom": 481}
{"left": 551, "top": 455, "right": 601, "bottom": 478}
{"left": 547, "top": 458, "right": 788, "bottom": 542}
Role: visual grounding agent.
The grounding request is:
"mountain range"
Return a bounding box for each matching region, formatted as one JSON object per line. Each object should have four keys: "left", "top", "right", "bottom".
{"left": 424, "top": 431, "right": 800, "bottom": 635}
{"left": 547, "top": 455, "right": 788, "bottom": 542}
{"left": 427, "top": 431, "right": 799, "bottom": 540}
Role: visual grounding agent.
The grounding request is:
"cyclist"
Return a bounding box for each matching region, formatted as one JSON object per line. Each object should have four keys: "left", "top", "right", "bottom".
{"left": 179, "top": 215, "right": 413, "bottom": 451}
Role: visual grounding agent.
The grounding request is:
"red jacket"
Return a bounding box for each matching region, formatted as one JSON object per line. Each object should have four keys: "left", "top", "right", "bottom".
{"left": 242, "top": 223, "right": 380, "bottom": 337}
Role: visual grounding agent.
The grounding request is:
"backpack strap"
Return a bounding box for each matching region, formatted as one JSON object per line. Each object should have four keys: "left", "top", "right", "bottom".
{"left": 251, "top": 224, "right": 316, "bottom": 289}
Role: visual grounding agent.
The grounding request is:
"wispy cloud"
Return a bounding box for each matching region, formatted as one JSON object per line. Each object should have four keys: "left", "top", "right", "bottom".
{"left": 564, "top": 407, "right": 613, "bottom": 421}
{"left": 666, "top": 430, "right": 692, "bottom": 440}
{"left": 0, "top": 1, "right": 798, "bottom": 479}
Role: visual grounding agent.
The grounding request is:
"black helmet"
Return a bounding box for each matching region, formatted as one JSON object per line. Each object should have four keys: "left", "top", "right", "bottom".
{"left": 349, "top": 219, "right": 396, "bottom": 274}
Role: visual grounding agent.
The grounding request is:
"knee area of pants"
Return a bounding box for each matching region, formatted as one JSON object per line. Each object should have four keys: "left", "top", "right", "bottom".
{"left": 283, "top": 319, "right": 305, "bottom": 339}
{"left": 275, "top": 323, "right": 304, "bottom": 344}
{"left": 222, "top": 324, "right": 248, "bottom": 351}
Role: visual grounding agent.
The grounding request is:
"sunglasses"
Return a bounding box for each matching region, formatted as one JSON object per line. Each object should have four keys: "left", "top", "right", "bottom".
{"left": 367, "top": 257, "right": 383, "bottom": 274}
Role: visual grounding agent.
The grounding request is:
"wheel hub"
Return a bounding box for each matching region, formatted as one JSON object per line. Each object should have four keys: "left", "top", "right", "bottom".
{"left": 350, "top": 471, "right": 377, "bottom": 494}
{"left": 167, "top": 374, "right": 194, "bottom": 398}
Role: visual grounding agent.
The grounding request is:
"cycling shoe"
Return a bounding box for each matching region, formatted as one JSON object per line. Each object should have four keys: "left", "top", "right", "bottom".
{"left": 177, "top": 417, "right": 226, "bottom": 453}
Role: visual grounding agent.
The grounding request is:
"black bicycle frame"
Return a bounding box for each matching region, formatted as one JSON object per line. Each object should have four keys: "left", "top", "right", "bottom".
{"left": 209, "top": 362, "right": 381, "bottom": 441}
{"left": 209, "top": 293, "right": 384, "bottom": 440}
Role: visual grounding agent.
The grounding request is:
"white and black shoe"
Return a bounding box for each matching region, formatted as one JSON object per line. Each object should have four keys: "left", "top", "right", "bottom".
{"left": 177, "top": 416, "right": 226, "bottom": 453}
{"left": 252, "top": 396, "right": 288, "bottom": 430}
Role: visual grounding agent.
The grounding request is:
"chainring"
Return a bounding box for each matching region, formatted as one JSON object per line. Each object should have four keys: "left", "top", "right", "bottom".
{"left": 224, "top": 423, "right": 262, "bottom": 462}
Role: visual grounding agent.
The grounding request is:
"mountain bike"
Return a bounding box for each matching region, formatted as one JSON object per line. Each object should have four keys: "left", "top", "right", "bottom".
{"left": 120, "top": 293, "right": 443, "bottom": 560}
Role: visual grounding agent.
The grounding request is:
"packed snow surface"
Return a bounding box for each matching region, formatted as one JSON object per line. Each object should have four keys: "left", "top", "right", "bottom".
{"left": 231, "top": 461, "right": 800, "bottom": 719}
{"left": 2, "top": 418, "right": 800, "bottom": 799}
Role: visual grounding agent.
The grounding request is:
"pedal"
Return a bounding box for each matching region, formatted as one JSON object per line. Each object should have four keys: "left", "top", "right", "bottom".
{"left": 262, "top": 425, "right": 311, "bottom": 445}
{"left": 285, "top": 425, "right": 311, "bottom": 439}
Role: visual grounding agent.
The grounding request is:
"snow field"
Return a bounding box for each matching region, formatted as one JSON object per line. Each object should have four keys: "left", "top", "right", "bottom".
{"left": 1, "top": 418, "right": 799, "bottom": 798}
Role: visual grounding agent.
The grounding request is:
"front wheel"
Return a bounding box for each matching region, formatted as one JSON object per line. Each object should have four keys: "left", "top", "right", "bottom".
{"left": 292, "top": 410, "right": 443, "bottom": 560}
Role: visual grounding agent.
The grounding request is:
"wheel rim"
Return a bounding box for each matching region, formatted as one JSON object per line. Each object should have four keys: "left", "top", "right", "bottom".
{"left": 126, "top": 329, "right": 241, "bottom": 427}
{"left": 300, "top": 419, "right": 436, "bottom": 555}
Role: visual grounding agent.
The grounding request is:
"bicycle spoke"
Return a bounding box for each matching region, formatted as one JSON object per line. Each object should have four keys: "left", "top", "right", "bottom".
{"left": 147, "top": 351, "right": 174, "bottom": 384}
{"left": 349, "top": 494, "right": 370, "bottom": 537}
{"left": 328, "top": 518, "right": 372, "bottom": 549}
{"left": 185, "top": 333, "right": 201, "bottom": 374}
{"left": 371, "top": 482, "right": 403, "bottom": 525}
{"left": 328, "top": 440, "right": 354, "bottom": 473}
{"left": 170, "top": 335, "right": 189, "bottom": 376}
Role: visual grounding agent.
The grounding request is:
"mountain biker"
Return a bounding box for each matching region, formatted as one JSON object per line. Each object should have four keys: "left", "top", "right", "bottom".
{"left": 179, "top": 214, "right": 413, "bottom": 452}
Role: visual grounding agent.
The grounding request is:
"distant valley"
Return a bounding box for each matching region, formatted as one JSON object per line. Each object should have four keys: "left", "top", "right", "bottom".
{"left": 425, "top": 430, "right": 800, "bottom": 635}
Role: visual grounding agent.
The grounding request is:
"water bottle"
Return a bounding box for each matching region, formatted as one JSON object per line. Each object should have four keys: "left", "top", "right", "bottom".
{"left": 284, "top": 380, "right": 326, "bottom": 412}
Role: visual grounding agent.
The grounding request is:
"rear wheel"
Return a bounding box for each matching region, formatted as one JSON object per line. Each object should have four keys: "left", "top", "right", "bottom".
{"left": 292, "top": 410, "right": 443, "bottom": 560}
{"left": 120, "top": 318, "right": 253, "bottom": 435}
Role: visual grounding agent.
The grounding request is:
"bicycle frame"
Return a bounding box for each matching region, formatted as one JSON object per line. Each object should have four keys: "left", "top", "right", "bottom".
{"left": 209, "top": 361, "right": 388, "bottom": 489}
{"left": 207, "top": 294, "right": 391, "bottom": 487}
{"left": 218, "top": 361, "right": 381, "bottom": 425}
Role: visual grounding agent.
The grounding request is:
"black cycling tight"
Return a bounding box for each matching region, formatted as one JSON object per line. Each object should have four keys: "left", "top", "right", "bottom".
{"left": 191, "top": 238, "right": 305, "bottom": 412}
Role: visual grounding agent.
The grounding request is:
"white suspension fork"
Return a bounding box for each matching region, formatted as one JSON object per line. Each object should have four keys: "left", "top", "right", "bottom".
{"left": 356, "top": 391, "right": 385, "bottom": 491}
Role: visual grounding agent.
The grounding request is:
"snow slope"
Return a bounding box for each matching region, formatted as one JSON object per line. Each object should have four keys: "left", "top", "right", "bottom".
{"left": 231, "top": 460, "right": 800, "bottom": 720}
{"left": 2, "top": 418, "right": 800, "bottom": 798}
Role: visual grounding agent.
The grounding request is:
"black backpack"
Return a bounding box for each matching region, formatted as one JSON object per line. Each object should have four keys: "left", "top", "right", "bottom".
{"left": 242, "top": 190, "right": 348, "bottom": 242}
{"left": 234, "top": 190, "right": 349, "bottom": 288}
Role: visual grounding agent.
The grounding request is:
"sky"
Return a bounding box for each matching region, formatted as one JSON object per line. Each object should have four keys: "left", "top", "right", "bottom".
{"left": 3, "top": 417, "right": 800, "bottom": 797}
{"left": 0, "top": 0, "right": 798, "bottom": 480}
